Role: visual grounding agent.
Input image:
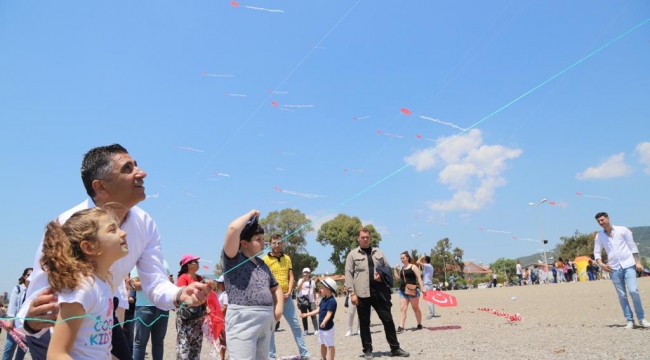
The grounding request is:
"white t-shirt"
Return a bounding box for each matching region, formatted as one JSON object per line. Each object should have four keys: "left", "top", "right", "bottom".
{"left": 218, "top": 292, "right": 229, "bottom": 307}
{"left": 298, "top": 278, "right": 316, "bottom": 302}
{"left": 19, "top": 199, "right": 179, "bottom": 334}
{"left": 57, "top": 276, "right": 114, "bottom": 360}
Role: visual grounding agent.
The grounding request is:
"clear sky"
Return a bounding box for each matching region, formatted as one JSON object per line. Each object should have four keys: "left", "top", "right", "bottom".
{"left": 1, "top": 1, "right": 649, "bottom": 294}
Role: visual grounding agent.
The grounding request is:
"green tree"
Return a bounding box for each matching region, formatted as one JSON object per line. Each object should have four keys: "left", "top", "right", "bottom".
{"left": 260, "top": 208, "right": 314, "bottom": 253}
{"left": 490, "top": 258, "right": 517, "bottom": 282}
{"left": 558, "top": 230, "right": 601, "bottom": 261}
{"left": 260, "top": 208, "right": 318, "bottom": 279}
{"left": 409, "top": 249, "right": 422, "bottom": 262}
{"left": 292, "top": 253, "right": 319, "bottom": 280}
{"left": 315, "top": 214, "right": 382, "bottom": 274}
{"left": 429, "top": 238, "right": 465, "bottom": 282}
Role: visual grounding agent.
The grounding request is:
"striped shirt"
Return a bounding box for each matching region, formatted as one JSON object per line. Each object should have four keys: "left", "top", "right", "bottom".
{"left": 262, "top": 252, "right": 292, "bottom": 293}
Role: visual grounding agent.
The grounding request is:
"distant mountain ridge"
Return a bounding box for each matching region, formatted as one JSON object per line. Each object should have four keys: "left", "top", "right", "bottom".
{"left": 515, "top": 226, "right": 650, "bottom": 265}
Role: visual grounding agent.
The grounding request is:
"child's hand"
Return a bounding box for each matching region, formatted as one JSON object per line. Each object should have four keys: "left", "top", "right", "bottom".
{"left": 299, "top": 314, "right": 306, "bottom": 318}
{"left": 320, "top": 321, "right": 326, "bottom": 329}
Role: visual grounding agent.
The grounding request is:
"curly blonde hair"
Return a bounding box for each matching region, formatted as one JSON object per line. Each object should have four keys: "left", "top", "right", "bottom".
{"left": 40, "top": 208, "right": 117, "bottom": 293}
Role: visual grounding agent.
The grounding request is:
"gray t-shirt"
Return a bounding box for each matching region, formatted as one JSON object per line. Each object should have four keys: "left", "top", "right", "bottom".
{"left": 222, "top": 250, "right": 278, "bottom": 306}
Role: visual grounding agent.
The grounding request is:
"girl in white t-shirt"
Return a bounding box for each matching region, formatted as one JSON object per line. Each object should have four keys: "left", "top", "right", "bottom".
{"left": 40, "top": 207, "right": 129, "bottom": 360}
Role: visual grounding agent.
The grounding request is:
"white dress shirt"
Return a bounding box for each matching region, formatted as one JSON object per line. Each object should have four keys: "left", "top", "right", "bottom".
{"left": 594, "top": 225, "right": 638, "bottom": 270}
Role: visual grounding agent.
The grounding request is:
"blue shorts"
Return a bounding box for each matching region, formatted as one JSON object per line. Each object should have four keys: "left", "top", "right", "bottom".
{"left": 398, "top": 288, "right": 421, "bottom": 299}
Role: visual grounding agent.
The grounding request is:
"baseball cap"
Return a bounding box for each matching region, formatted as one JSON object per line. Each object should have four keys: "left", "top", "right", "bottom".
{"left": 180, "top": 254, "right": 200, "bottom": 267}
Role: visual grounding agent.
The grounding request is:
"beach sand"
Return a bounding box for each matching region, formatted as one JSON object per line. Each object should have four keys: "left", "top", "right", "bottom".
{"left": 4, "top": 277, "right": 649, "bottom": 359}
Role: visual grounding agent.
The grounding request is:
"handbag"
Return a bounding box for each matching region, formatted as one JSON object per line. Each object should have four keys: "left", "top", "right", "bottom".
{"left": 344, "top": 295, "right": 349, "bottom": 308}
{"left": 297, "top": 295, "right": 310, "bottom": 310}
{"left": 178, "top": 303, "right": 207, "bottom": 321}
{"left": 401, "top": 268, "right": 418, "bottom": 296}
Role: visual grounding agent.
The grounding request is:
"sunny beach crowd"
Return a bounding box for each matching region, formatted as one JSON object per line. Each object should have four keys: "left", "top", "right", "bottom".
{"left": 0, "top": 144, "right": 647, "bottom": 360}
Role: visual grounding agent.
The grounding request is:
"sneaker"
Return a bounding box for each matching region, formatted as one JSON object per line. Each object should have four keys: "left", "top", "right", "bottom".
{"left": 416, "top": 324, "right": 423, "bottom": 330}
{"left": 303, "top": 330, "right": 309, "bottom": 336}
{"left": 313, "top": 330, "right": 319, "bottom": 336}
{"left": 390, "top": 348, "right": 410, "bottom": 357}
{"left": 364, "top": 351, "right": 374, "bottom": 359}
{"left": 396, "top": 326, "right": 404, "bottom": 334}
{"left": 344, "top": 330, "right": 352, "bottom": 337}
{"left": 640, "top": 318, "right": 650, "bottom": 328}
{"left": 624, "top": 321, "right": 634, "bottom": 329}
{"left": 356, "top": 329, "right": 360, "bottom": 335}
{"left": 425, "top": 314, "right": 435, "bottom": 320}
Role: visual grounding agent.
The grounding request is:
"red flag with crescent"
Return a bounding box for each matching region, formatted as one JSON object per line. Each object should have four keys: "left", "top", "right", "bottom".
{"left": 423, "top": 290, "right": 457, "bottom": 307}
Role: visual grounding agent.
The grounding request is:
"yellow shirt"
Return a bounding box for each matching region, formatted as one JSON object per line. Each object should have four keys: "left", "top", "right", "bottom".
{"left": 262, "top": 253, "right": 292, "bottom": 293}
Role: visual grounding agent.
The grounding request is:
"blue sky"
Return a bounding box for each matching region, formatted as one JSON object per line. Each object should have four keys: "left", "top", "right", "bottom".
{"left": 1, "top": 1, "right": 649, "bottom": 293}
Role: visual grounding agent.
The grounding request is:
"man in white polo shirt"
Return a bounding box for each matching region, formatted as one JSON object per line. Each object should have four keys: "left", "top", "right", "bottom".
{"left": 594, "top": 212, "right": 650, "bottom": 329}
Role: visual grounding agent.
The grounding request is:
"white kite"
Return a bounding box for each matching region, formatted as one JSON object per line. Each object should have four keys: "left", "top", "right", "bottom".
{"left": 419, "top": 115, "right": 467, "bottom": 131}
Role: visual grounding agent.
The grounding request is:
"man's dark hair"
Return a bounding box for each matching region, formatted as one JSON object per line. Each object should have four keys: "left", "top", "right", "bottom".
{"left": 595, "top": 212, "right": 609, "bottom": 219}
{"left": 424, "top": 255, "right": 431, "bottom": 263}
{"left": 81, "top": 144, "right": 128, "bottom": 200}
{"left": 241, "top": 223, "right": 265, "bottom": 241}
{"left": 358, "top": 227, "right": 370, "bottom": 236}
{"left": 270, "top": 234, "right": 282, "bottom": 241}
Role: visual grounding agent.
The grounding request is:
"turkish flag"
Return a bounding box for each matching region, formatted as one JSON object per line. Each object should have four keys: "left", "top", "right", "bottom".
{"left": 423, "top": 290, "right": 458, "bottom": 307}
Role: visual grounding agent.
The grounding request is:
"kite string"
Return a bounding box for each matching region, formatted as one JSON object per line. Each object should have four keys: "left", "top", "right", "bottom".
{"left": 219, "top": 17, "right": 650, "bottom": 278}
{"left": 158, "top": 0, "right": 365, "bottom": 220}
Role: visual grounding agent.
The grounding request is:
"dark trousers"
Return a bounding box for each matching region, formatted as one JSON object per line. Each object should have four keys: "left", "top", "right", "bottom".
{"left": 25, "top": 331, "right": 50, "bottom": 360}
{"left": 356, "top": 288, "right": 400, "bottom": 353}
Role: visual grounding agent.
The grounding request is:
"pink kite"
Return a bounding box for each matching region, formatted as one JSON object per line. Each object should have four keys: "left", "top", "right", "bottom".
{"left": 202, "top": 265, "right": 210, "bottom": 270}
{"left": 400, "top": 108, "right": 412, "bottom": 116}
{"left": 203, "top": 292, "right": 225, "bottom": 356}
{"left": 271, "top": 101, "right": 279, "bottom": 107}
{"left": 0, "top": 320, "right": 27, "bottom": 352}
{"left": 423, "top": 290, "right": 457, "bottom": 307}
{"left": 230, "top": 1, "right": 240, "bottom": 7}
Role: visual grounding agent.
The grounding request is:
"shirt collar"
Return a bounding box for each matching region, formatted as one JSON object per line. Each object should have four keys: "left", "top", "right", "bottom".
{"left": 267, "top": 252, "right": 285, "bottom": 260}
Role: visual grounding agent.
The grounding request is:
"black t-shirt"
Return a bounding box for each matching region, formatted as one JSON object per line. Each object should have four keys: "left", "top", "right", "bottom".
{"left": 362, "top": 247, "right": 374, "bottom": 288}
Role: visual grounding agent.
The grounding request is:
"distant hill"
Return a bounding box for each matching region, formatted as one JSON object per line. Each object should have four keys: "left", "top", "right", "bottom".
{"left": 516, "top": 226, "right": 650, "bottom": 265}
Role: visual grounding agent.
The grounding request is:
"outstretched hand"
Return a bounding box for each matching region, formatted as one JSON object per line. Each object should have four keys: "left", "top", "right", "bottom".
{"left": 180, "top": 281, "right": 214, "bottom": 306}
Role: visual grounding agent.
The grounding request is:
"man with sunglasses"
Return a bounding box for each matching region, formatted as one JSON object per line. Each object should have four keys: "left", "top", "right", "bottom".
{"left": 262, "top": 234, "right": 311, "bottom": 360}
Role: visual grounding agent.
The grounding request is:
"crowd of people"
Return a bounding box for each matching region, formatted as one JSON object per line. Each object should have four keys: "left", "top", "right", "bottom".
{"left": 2, "top": 143, "right": 649, "bottom": 360}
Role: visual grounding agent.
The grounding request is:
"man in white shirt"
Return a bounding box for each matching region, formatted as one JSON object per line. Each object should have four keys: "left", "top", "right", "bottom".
{"left": 516, "top": 261, "right": 522, "bottom": 286}
{"left": 593, "top": 212, "right": 650, "bottom": 329}
{"left": 17, "top": 144, "right": 214, "bottom": 360}
{"left": 416, "top": 255, "right": 435, "bottom": 319}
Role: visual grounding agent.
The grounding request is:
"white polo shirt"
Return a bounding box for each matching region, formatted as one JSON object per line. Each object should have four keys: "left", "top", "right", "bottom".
{"left": 17, "top": 199, "right": 179, "bottom": 335}
{"left": 594, "top": 225, "right": 638, "bottom": 270}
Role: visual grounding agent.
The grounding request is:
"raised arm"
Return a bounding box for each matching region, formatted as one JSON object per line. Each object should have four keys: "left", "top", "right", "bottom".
{"left": 224, "top": 210, "right": 260, "bottom": 259}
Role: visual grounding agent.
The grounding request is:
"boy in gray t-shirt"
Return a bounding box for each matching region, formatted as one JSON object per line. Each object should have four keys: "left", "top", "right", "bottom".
{"left": 222, "top": 210, "right": 283, "bottom": 360}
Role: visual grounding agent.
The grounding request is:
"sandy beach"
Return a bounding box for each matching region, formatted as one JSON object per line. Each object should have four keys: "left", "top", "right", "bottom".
{"left": 3, "top": 278, "right": 649, "bottom": 359}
